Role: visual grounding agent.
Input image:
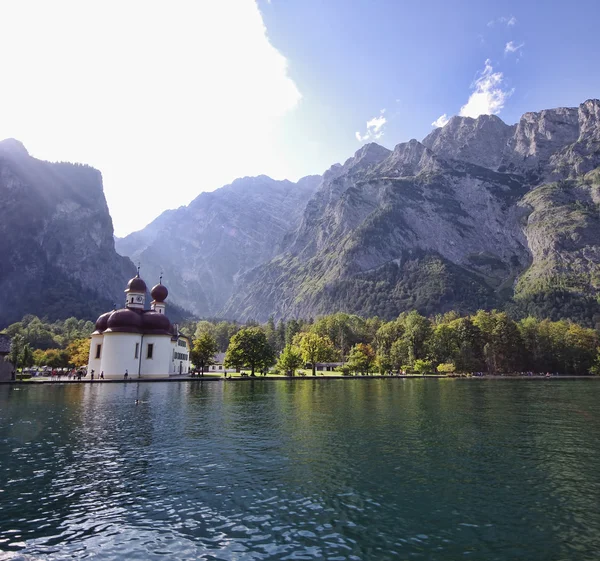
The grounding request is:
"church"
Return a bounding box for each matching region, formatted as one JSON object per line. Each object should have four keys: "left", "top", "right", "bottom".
{"left": 87, "top": 272, "right": 191, "bottom": 378}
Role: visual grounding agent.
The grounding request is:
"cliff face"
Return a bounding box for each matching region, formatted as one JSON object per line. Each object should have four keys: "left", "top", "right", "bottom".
{"left": 116, "top": 175, "right": 320, "bottom": 317}
{"left": 224, "top": 100, "right": 600, "bottom": 325}
{"left": 0, "top": 139, "right": 136, "bottom": 327}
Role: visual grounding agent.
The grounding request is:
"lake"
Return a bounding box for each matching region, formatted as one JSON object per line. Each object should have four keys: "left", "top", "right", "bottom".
{"left": 1, "top": 379, "right": 600, "bottom": 560}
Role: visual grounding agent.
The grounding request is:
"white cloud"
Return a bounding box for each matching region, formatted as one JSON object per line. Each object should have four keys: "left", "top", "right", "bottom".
{"left": 0, "top": 0, "right": 301, "bottom": 236}
{"left": 431, "top": 114, "right": 450, "bottom": 128}
{"left": 487, "top": 15, "right": 517, "bottom": 27}
{"left": 459, "top": 59, "right": 512, "bottom": 118}
{"left": 505, "top": 41, "right": 524, "bottom": 54}
{"left": 356, "top": 111, "right": 387, "bottom": 142}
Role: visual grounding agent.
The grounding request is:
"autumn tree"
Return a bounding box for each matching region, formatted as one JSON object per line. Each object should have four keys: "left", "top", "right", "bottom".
{"left": 66, "top": 338, "right": 90, "bottom": 367}
{"left": 293, "top": 332, "right": 336, "bottom": 376}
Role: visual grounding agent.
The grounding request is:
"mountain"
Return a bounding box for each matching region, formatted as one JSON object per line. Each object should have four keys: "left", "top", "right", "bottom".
{"left": 115, "top": 174, "right": 320, "bottom": 317}
{"left": 223, "top": 99, "right": 600, "bottom": 326}
{"left": 0, "top": 139, "right": 137, "bottom": 328}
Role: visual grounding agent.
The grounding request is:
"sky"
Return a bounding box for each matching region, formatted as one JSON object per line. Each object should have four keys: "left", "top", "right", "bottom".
{"left": 0, "top": 0, "right": 599, "bottom": 236}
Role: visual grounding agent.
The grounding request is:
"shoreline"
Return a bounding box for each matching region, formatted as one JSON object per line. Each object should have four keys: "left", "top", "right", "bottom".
{"left": 2, "top": 374, "right": 598, "bottom": 385}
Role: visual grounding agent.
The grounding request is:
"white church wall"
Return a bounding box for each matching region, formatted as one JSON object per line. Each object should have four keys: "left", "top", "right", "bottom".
{"left": 101, "top": 332, "right": 142, "bottom": 378}
{"left": 140, "top": 335, "right": 172, "bottom": 377}
{"left": 87, "top": 333, "right": 104, "bottom": 376}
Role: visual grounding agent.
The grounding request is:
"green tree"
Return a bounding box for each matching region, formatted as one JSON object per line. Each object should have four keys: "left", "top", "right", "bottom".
{"left": 390, "top": 339, "right": 410, "bottom": 372}
{"left": 429, "top": 323, "right": 458, "bottom": 365}
{"left": 5, "top": 334, "right": 24, "bottom": 376}
{"left": 265, "top": 316, "right": 279, "bottom": 353}
{"left": 346, "top": 343, "right": 376, "bottom": 375}
{"left": 224, "top": 327, "right": 274, "bottom": 376}
{"left": 293, "top": 332, "right": 336, "bottom": 376}
{"left": 21, "top": 344, "right": 34, "bottom": 368}
{"left": 451, "top": 317, "right": 485, "bottom": 373}
{"left": 414, "top": 359, "right": 433, "bottom": 375}
{"left": 276, "top": 344, "right": 303, "bottom": 376}
{"left": 401, "top": 311, "right": 432, "bottom": 366}
{"left": 437, "top": 362, "right": 455, "bottom": 374}
{"left": 191, "top": 332, "right": 219, "bottom": 376}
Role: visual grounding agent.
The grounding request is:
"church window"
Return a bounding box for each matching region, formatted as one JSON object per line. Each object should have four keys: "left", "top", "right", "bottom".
{"left": 95, "top": 344, "right": 101, "bottom": 359}
{"left": 135, "top": 343, "right": 139, "bottom": 359}
{"left": 147, "top": 344, "right": 154, "bottom": 359}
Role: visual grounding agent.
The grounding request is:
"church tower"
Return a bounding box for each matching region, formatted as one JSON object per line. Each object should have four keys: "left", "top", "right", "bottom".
{"left": 150, "top": 277, "right": 168, "bottom": 314}
{"left": 125, "top": 269, "right": 147, "bottom": 309}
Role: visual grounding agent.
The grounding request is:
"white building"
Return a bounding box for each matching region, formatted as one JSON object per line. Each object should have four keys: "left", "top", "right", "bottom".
{"left": 87, "top": 273, "right": 191, "bottom": 379}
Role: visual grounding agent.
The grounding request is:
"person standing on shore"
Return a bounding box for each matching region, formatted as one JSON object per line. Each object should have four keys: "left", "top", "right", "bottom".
{"left": 100, "top": 371, "right": 104, "bottom": 380}
{"left": 91, "top": 370, "right": 94, "bottom": 381}
{"left": 124, "top": 369, "right": 129, "bottom": 380}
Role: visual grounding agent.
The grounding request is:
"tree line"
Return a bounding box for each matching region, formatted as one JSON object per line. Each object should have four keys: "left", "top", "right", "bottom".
{"left": 2, "top": 315, "right": 94, "bottom": 370}
{"left": 4, "top": 310, "right": 600, "bottom": 376}
{"left": 190, "top": 311, "right": 600, "bottom": 376}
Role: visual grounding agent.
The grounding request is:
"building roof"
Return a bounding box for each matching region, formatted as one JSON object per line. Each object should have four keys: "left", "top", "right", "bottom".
{"left": 0, "top": 333, "right": 10, "bottom": 354}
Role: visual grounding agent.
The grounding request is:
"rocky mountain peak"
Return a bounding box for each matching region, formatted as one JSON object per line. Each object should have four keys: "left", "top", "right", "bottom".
{"left": 578, "top": 99, "right": 600, "bottom": 141}
{"left": 0, "top": 138, "right": 29, "bottom": 157}
{"left": 510, "top": 106, "right": 580, "bottom": 160}
{"left": 422, "top": 113, "right": 514, "bottom": 170}
{"left": 377, "top": 139, "right": 444, "bottom": 177}
{"left": 343, "top": 142, "right": 392, "bottom": 174}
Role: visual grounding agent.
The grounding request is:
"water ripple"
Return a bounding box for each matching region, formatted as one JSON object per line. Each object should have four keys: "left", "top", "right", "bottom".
{"left": 1, "top": 380, "right": 600, "bottom": 560}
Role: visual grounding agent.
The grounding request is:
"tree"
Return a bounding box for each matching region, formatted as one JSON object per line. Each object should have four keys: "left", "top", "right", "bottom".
{"left": 312, "top": 313, "right": 366, "bottom": 362}
{"left": 402, "top": 311, "right": 432, "bottom": 365}
{"left": 451, "top": 317, "right": 484, "bottom": 373}
{"left": 414, "top": 359, "right": 433, "bottom": 376}
{"left": 265, "top": 316, "right": 279, "bottom": 353}
{"left": 437, "top": 362, "right": 455, "bottom": 374}
{"left": 21, "top": 344, "right": 34, "bottom": 368}
{"left": 275, "top": 344, "right": 303, "bottom": 376}
{"left": 66, "top": 338, "right": 90, "bottom": 367}
{"left": 346, "top": 343, "right": 376, "bottom": 375}
{"left": 191, "top": 332, "right": 219, "bottom": 376}
{"left": 429, "top": 324, "right": 458, "bottom": 366}
{"left": 390, "top": 338, "right": 410, "bottom": 372}
{"left": 224, "top": 327, "right": 274, "bottom": 376}
{"left": 6, "top": 334, "right": 24, "bottom": 376}
{"left": 31, "top": 348, "right": 69, "bottom": 369}
{"left": 293, "top": 332, "right": 336, "bottom": 376}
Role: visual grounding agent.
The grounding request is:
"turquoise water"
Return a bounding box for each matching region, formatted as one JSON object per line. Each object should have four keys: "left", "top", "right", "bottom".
{"left": 1, "top": 379, "right": 600, "bottom": 560}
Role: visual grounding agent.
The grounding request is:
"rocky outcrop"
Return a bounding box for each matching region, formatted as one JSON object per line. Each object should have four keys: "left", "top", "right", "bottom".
{"left": 0, "top": 139, "right": 137, "bottom": 327}
{"left": 116, "top": 175, "right": 320, "bottom": 317}
{"left": 423, "top": 99, "right": 600, "bottom": 181}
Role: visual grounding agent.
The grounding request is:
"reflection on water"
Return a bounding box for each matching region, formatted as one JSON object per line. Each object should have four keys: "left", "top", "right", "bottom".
{"left": 1, "top": 380, "right": 600, "bottom": 560}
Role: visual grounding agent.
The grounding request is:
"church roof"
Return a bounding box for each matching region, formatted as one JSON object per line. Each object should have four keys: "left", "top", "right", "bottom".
{"left": 94, "top": 307, "right": 173, "bottom": 336}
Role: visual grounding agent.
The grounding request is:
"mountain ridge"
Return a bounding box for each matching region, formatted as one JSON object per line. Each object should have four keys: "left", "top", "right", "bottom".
{"left": 222, "top": 99, "right": 600, "bottom": 325}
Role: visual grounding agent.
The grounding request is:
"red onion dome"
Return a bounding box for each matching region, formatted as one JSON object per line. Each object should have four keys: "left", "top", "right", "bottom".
{"left": 106, "top": 308, "right": 143, "bottom": 333}
{"left": 94, "top": 311, "right": 112, "bottom": 333}
{"left": 151, "top": 283, "right": 168, "bottom": 302}
{"left": 142, "top": 311, "right": 172, "bottom": 334}
{"left": 125, "top": 275, "right": 147, "bottom": 293}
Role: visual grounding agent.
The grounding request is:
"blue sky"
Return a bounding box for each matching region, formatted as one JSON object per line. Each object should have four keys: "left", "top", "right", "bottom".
{"left": 0, "top": 0, "right": 598, "bottom": 235}
{"left": 262, "top": 0, "right": 600, "bottom": 179}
